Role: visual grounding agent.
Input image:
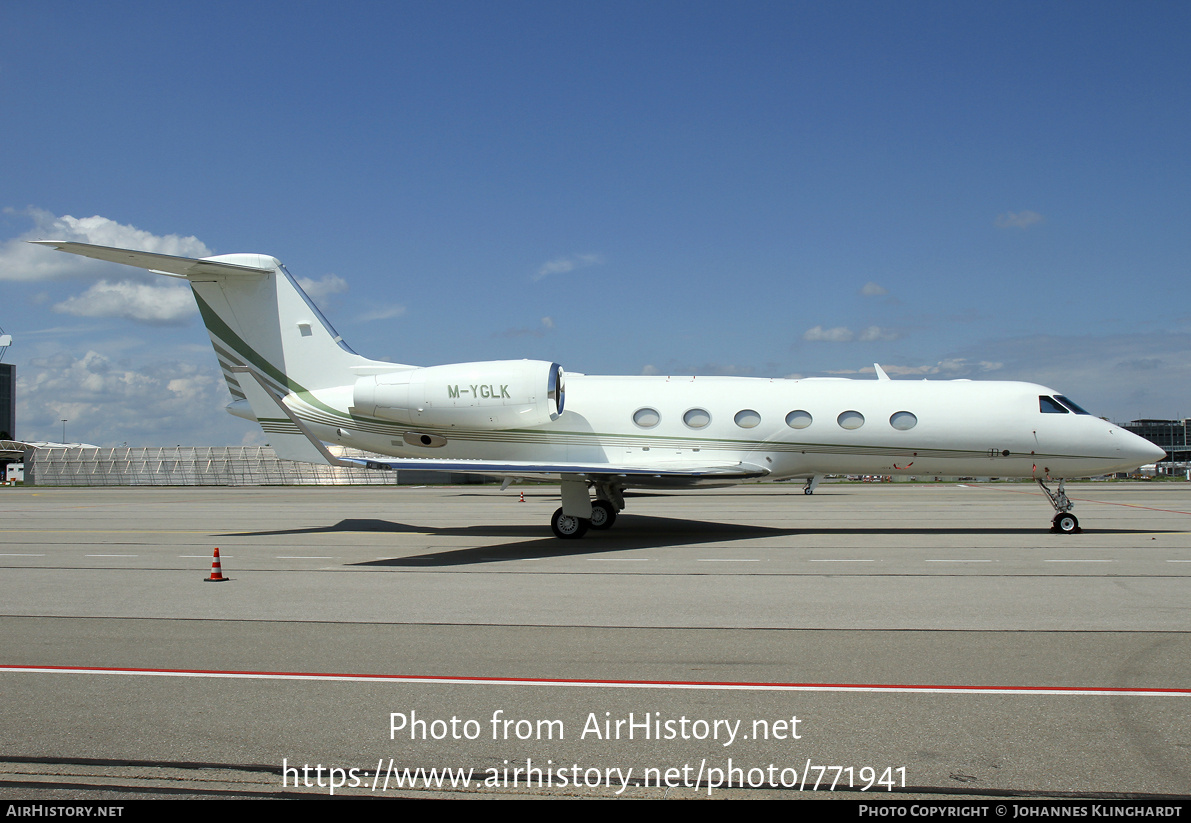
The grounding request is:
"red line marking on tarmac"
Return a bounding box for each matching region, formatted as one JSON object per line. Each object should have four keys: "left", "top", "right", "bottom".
{"left": 1, "top": 665, "right": 1187, "bottom": 697}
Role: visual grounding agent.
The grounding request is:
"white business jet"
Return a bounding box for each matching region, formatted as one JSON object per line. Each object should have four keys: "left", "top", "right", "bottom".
{"left": 34, "top": 241, "right": 1165, "bottom": 538}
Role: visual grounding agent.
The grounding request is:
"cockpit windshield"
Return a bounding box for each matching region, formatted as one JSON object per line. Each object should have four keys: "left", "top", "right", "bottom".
{"left": 1055, "top": 396, "right": 1092, "bottom": 415}
{"left": 1039, "top": 395, "right": 1094, "bottom": 415}
{"left": 1039, "top": 396, "right": 1068, "bottom": 414}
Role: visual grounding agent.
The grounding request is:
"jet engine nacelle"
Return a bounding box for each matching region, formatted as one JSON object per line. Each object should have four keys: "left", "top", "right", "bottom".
{"left": 352, "top": 360, "right": 565, "bottom": 428}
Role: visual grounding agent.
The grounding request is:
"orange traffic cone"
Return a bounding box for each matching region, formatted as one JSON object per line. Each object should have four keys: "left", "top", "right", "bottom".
{"left": 519, "top": 491, "right": 525, "bottom": 503}
{"left": 204, "top": 547, "right": 229, "bottom": 582}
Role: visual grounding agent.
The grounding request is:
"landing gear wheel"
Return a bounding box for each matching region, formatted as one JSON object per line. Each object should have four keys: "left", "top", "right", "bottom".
{"left": 803, "top": 486, "right": 814, "bottom": 495}
{"left": 1052, "top": 513, "right": 1080, "bottom": 534}
{"left": 589, "top": 500, "right": 617, "bottom": 530}
{"left": 551, "top": 507, "right": 590, "bottom": 539}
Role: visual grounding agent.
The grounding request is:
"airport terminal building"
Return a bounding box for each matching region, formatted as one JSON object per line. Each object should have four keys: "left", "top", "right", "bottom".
{"left": 1122, "top": 419, "right": 1190, "bottom": 463}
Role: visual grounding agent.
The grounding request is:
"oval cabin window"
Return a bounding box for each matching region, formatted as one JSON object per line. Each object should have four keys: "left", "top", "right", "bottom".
{"left": 734, "top": 409, "right": 761, "bottom": 428}
{"left": 683, "top": 408, "right": 711, "bottom": 429}
{"left": 785, "top": 410, "right": 812, "bottom": 429}
{"left": 633, "top": 408, "right": 660, "bottom": 428}
{"left": 837, "top": 410, "right": 865, "bottom": 430}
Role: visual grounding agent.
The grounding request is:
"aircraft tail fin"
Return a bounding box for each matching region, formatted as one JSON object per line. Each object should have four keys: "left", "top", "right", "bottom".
{"left": 30, "top": 241, "right": 401, "bottom": 400}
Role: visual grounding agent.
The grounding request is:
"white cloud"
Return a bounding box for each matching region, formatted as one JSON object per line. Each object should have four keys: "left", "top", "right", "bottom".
{"left": 1, "top": 208, "right": 212, "bottom": 281}
{"left": 995, "top": 210, "right": 1044, "bottom": 229}
{"left": 947, "top": 332, "right": 1191, "bottom": 422}
{"left": 496, "top": 316, "right": 556, "bottom": 338}
{"left": 358, "top": 304, "right": 407, "bottom": 323}
{"left": 876, "top": 359, "right": 1004, "bottom": 376}
{"left": 804, "top": 325, "right": 900, "bottom": 342}
{"left": 634, "top": 360, "right": 754, "bottom": 376}
{"left": 296, "top": 273, "right": 349, "bottom": 303}
{"left": 16, "top": 349, "right": 233, "bottom": 446}
{"left": 803, "top": 325, "right": 854, "bottom": 342}
{"left": 533, "top": 253, "right": 602, "bottom": 282}
{"left": 695, "top": 363, "right": 754, "bottom": 376}
{"left": 860, "top": 282, "right": 888, "bottom": 297}
{"left": 815, "top": 332, "right": 1190, "bottom": 421}
{"left": 53, "top": 279, "right": 196, "bottom": 325}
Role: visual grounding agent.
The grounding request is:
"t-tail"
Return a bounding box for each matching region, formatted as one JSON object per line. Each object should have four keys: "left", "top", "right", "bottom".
{"left": 29, "top": 241, "right": 402, "bottom": 405}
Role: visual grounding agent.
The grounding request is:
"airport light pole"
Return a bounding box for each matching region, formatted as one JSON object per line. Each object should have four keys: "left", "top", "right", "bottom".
{"left": 61, "top": 419, "right": 67, "bottom": 444}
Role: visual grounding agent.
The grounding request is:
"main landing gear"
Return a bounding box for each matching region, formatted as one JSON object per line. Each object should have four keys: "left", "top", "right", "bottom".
{"left": 549, "top": 500, "right": 618, "bottom": 539}
{"left": 550, "top": 480, "right": 623, "bottom": 539}
{"left": 551, "top": 507, "right": 589, "bottom": 539}
{"left": 589, "top": 499, "right": 617, "bottom": 529}
{"left": 1037, "top": 478, "right": 1081, "bottom": 534}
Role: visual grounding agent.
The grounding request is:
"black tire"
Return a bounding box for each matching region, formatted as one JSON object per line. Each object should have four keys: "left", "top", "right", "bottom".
{"left": 589, "top": 500, "right": 617, "bottom": 530}
{"left": 1053, "top": 513, "right": 1080, "bottom": 534}
{"left": 803, "top": 486, "right": 814, "bottom": 495}
{"left": 551, "top": 507, "right": 589, "bottom": 539}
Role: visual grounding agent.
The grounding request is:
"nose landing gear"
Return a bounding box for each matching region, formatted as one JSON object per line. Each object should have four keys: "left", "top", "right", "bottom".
{"left": 1037, "top": 478, "right": 1081, "bottom": 534}
{"left": 1052, "top": 511, "right": 1080, "bottom": 534}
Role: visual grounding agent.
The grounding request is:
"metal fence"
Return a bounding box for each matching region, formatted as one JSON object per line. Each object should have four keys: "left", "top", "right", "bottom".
{"left": 25, "top": 446, "right": 487, "bottom": 487}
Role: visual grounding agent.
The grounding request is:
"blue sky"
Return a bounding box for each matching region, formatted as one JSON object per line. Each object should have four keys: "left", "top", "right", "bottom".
{"left": 1, "top": 1, "right": 1188, "bottom": 446}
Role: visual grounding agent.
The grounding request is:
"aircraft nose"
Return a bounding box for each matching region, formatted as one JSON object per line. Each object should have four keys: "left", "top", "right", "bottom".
{"left": 1123, "top": 430, "right": 1167, "bottom": 464}
{"left": 1143, "top": 439, "right": 1168, "bottom": 462}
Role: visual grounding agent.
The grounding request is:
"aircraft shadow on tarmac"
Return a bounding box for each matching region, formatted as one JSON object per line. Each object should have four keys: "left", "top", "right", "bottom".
{"left": 225, "top": 516, "right": 793, "bottom": 565}
{"left": 218, "top": 516, "right": 1153, "bottom": 567}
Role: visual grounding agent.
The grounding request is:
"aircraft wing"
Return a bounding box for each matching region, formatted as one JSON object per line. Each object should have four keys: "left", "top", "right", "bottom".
{"left": 27, "top": 241, "right": 273, "bottom": 278}
{"left": 333, "top": 454, "right": 769, "bottom": 485}
{"left": 230, "top": 367, "right": 768, "bottom": 486}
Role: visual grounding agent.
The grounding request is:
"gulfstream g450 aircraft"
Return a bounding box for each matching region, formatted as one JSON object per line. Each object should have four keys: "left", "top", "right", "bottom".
{"left": 34, "top": 241, "right": 1165, "bottom": 538}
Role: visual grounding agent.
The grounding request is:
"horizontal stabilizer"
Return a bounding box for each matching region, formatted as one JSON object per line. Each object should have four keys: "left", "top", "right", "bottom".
{"left": 28, "top": 241, "right": 273, "bottom": 278}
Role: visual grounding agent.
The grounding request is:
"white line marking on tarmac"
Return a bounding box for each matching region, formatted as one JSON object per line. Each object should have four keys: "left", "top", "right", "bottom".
{"left": 1043, "top": 559, "right": 1114, "bottom": 563}
{"left": 2, "top": 665, "right": 1186, "bottom": 697}
{"left": 807, "top": 559, "right": 875, "bottom": 562}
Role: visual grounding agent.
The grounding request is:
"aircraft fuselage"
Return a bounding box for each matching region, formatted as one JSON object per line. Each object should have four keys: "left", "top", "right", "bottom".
{"left": 289, "top": 374, "right": 1156, "bottom": 482}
